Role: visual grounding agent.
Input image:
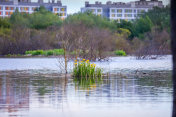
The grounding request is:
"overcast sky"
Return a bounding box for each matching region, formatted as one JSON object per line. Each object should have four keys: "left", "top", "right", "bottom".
{"left": 32, "top": 0, "right": 170, "bottom": 14}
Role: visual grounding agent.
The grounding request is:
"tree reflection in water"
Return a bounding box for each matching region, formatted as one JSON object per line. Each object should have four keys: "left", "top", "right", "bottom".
{"left": 0, "top": 70, "right": 172, "bottom": 117}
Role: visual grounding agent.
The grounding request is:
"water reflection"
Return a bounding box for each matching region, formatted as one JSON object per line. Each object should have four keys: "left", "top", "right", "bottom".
{"left": 0, "top": 70, "right": 173, "bottom": 117}
{"left": 0, "top": 73, "right": 30, "bottom": 113}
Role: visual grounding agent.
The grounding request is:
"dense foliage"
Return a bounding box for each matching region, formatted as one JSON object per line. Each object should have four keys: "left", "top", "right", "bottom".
{"left": 10, "top": 6, "right": 62, "bottom": 29}
{"left": 65, "top": 12, "right": 116, "bottom": 31}
{"left": 0, "top": 6, "right": 171, "bottom": 59}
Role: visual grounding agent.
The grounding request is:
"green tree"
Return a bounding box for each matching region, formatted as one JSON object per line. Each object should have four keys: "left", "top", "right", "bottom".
{"left": 64, "top": 12, "right": 116, "bottom": 31}
{"left": 29, "top": 6, "right": 62, "bottom": 29}
{"left": 10, "top": 9, "right": 30, "bottom": 27}
{"left": 143, "top": 6, "right": 170, "bottom": 31}
{"left": 115, "top": 20, "right": 136, "bottom": 39}
{"left": 134, "top": 16, "right": 153, "bottom": 39}
{"left": 0, "top": 17, "right": 11, "bottom": 28}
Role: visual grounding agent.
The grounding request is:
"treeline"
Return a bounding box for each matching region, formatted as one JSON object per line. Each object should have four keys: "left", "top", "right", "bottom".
{"left": 0, "top": 6, "right": 170, "bottom": 60}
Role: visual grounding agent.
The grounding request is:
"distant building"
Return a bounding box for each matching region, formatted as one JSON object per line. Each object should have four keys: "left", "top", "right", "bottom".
{"left": 81, "top": 0, "right": 164, "bottom": 21}
{"left": 0, "top": 0, "right": 67, "bottom": 19}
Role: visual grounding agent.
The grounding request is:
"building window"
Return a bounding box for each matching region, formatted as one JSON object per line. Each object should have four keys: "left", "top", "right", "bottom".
{"left": 117, "top": 9, "right": 122, "bottom": 13}
{"left": 137, "top": 14, "right": 142, "bottom": 17}
{"left": 5, "top": 12, "right": 9, "bottom": 15}
{"left": 134, "top": 9, "right": 136, "bottom": 13}
{"left": 137, "top": 9, "right": 145, "bottom": 13}
{"left": 91, "top": 9, "right": 95, "bottom": 12}
{"left": 61, "top": 8, "right": 66, "bottom": 11}
{"left": 32, "top": 7, "right": 37, "bottom": 11}
{"left": 117, "top": 14, "right": 122, "bottom": 17}
{"left": 97, "top": 9, "right": 101, "bottom": 12}
{"left": 58, "top": 13, "right": 61, "bottom": 16}
{"left": 5, "top": 7, "right": 10, "bottom": 10}
{"left": 24, "top": 7, "right": 29, "bottom": 11}
{"left": 10, "top": 7, "right": 14, "bottom": 10}
{"left": 111, "top": 14, "right": 115, "bottom": 17}
{"left": 111, "top": 9, "right": 115, "bottom": 13}
{"left": 125, "top": 9, "right": 132, "bottom": 13}
{"left": 20, "top": 7, "right": 29, "bottom": 11}
{"left": 125, "top": 14, "right": 132, "bottom": 17}
{"left": 0, "top": 6, "right": 3, "bottom": 10}
{"left": 10, "top": 11, "right": 13, "bottom": 15}
{"left": 125, "top": 19, "right": 128, "bottom": 21}
{"left": 0, "top": 11, "right": 2, "bottom": 15}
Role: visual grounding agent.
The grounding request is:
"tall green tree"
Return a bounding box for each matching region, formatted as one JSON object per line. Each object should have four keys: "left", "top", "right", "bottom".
{"left": 10, "top": 9, "right": 30, "bottom": 27}
{"left": 134, "top": 16, "right": 153, "bottom": 39}
{"left": 143, "top": 6, "right": 170, "bottom": 31}
{"left": 0, "top": 17, "right": 11, "bottom": 28}
{"left": 64, "top": 12, "right": 116, "bottom": 31}
{"left": 29, "top": 6, "right": 63, "bottom": 29}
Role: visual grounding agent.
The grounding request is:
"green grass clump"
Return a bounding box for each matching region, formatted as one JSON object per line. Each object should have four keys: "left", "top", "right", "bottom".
{"left": 73, "top": 59, "right": 102, "bottom": 78}
{"left": 114, "top": 50, "right": 126, "bottom": 56}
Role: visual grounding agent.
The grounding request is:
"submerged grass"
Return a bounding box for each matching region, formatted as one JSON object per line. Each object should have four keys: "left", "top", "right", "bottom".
{"left": 73, "top": 59, "right": 102, "bottom": 78}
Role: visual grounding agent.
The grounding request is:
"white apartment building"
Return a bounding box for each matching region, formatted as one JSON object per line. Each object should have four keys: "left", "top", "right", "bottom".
{"left": 0, "top": 0, "right": 67, "bottom": 19}
{"left": 81, "top": 0, "right": 164, "bottom": 21}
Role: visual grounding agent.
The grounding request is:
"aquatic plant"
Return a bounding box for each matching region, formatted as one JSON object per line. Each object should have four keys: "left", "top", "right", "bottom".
{"left": 73, "top": 59, "right": 102, "bottom": 78}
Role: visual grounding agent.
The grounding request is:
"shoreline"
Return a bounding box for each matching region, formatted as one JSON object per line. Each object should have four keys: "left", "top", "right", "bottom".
{"left": 0, "top": 55, "right": 171, "bottom": 59}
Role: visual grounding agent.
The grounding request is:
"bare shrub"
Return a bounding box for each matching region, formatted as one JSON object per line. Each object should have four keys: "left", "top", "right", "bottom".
{"left": 134, "top": 28, "right": 170, "bottom": 59}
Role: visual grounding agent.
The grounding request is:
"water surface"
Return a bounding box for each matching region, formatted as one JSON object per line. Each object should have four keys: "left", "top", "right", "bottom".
{"left": 0, "top": 56, "right": 172, "bottom": 72}
{"left": 0, "top": 70, "right": 172, "bottom": 117}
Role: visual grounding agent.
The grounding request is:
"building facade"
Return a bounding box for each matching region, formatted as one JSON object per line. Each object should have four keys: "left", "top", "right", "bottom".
{"left": 81, "top": 0, "right": 164, "bottom": 21}
{"left": 0, "top": 0, "right": 67, "bottom": 19}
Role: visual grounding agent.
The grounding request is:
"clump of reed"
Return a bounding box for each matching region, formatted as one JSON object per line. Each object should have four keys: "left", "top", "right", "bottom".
{"left": 73, "top": 59, "right": 102, "bottom": 78}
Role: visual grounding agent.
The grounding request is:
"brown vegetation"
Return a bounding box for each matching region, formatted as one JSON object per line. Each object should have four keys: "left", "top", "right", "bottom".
{"left": 134, "top": 28, "right": 170, "bottom": 59}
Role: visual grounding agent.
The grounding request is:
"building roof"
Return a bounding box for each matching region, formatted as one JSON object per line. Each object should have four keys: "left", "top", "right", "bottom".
{"left": 84, "top": 0, "right": 164, "bottom": 8}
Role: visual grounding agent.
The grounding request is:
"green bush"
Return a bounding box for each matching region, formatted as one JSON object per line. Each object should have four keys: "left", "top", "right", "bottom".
{"left": 25, "top": 50, "right": 33, "bottom": 55}
{"left": 53, "top": 49, "right": 64, "bottom": 55}
{"left": 114, "top": 50, "right": 127, "bottom": 56}
{"left": 45, "top": 50, "right": 54, "bottom": 56}
{"left": 31, "top": 50, "right": 44, "bottom": 56}
{"left": 25, "top": 49, "right": 64, "bottom": 56}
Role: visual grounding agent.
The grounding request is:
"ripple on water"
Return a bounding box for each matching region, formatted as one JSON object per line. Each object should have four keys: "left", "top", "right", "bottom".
{"left": 0, "top": 70, "right": 173, "bottom": 117}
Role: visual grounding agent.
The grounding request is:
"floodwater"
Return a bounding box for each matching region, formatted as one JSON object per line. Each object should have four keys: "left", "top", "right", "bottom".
{"left": 0, "top": 56, "right": 173, "bottom": 117}
{"left": 0, "top": 56, "right": 172, "bottom": 72}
